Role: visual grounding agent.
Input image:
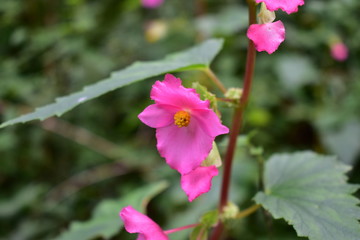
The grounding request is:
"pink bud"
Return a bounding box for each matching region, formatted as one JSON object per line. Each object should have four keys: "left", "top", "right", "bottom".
{"left": 331, "top": 42, "right": 348, "bottom": 62}
{"left": 142, "top": 0, "right": 164, "bottom": 8}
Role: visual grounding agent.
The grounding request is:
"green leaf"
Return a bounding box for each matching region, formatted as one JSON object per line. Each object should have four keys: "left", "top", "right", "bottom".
{"left": 199, "top": 209, "right": 218, "bottom": 227}
{"left": 254, "top": 151, "right": 360, "bottom": 240}
{"left": 55, "top": 181, "right": 168, "bottom": 240}
{"left": 1, "top": 39, "right": 224, "bottom": 128}
{"left": 319, "top": 120, "right": 360, "bottom": 164}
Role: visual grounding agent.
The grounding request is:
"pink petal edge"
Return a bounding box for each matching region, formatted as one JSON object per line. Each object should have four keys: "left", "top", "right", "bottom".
{"left": 150, "top": 74, "right": 210, "bottom": 110}
{"left": 120, "top": 206, "right": 168, "bottom": 240}
{"left": 247, "top": 20, "right": 285, "bottom": 54}
{"left": 180, "top": 165, "right": 219, "bottom": 202}
{"left": 255, "top": 0, "right": 304, "bottom": 14}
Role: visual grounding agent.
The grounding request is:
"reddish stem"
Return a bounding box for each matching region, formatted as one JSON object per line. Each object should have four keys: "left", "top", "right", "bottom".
{"left": 210, "top": 0, "right": 257, "bottom": 239}
{"left": 163, "top": 223, "right": 199, "bottom": 235}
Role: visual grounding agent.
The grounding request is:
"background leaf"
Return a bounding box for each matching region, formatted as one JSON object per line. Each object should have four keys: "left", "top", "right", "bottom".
{"left": 54, "top": 181, "right": 168, "bottom": 240}
{"left": 255, "top": 151, "right": 360, "bottom": 240}
{"left": 0, "top": 39, "right": 223, "bottom": 128}
{"left": 318, "top": 120, "right": 360, "bottom": 164}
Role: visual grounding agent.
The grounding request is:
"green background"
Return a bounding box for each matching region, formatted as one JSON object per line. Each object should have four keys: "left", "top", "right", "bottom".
{"left": 0, "top": 0, "right": 359, "bottom": 239}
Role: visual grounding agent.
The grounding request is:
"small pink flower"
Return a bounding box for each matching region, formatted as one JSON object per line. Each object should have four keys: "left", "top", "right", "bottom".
{"left": 331, "top": 42, "right": 348, "bottom": 62}
{"left": 247, "top": 20, "right": 285, "bottom": 54}
{"left": 255, "top": 0, "right": 304, "bottom": 14}
{"left": 120, "top": 206, "right": 168, "bottom": 240}
{"left": 181, "top": 165, "right": 218, "bottom": 202}
{"left": 139, "top": 74, "right": 229, "bottom": 175}
{"left": 142, "top": 0, "right": 164, "bottom": 8}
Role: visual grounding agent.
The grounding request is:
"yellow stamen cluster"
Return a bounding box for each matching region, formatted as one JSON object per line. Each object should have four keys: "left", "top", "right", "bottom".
{"left": 174, "top": 110, "right": 191, "bottom": 128}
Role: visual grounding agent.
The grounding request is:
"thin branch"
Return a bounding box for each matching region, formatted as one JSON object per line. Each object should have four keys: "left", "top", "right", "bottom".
{"left": 236, "top": 204, "right": 261, "bottom": 219}
{"left": 163, "top": 223, "right": 199, "bottom": 235}
{"left": 204, "top": 68, "right": 227, "bottom": 94}
{"left": 41, "top": 118, "right": 123, "bottom": 159}
{"left": 46, "top": 162, "right": 128, "bottom": 202}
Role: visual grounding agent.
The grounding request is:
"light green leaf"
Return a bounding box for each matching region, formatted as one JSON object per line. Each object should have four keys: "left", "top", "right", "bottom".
{"left": 1, "top": 39, "right": 224, "bottom": 128}
{"left": 55, "top": 181, "right": 168, "bottom": 240}
{"left": 201, "top": 142, "right": 222, "bottom": 168}
{"left": 255, "top": 151, "right": 360, "bottom": 240}
{"left": 199, "top": 209, "right": 219, "bottom": 227}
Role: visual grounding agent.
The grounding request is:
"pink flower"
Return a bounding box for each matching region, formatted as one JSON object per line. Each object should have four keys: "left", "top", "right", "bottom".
{"left": 181, "top": 166, "right": 218, "bottom": 202}
{"left": 120, "top": 206, "right": 168, "bottom": 240}
{"left": 138, "top": 74, "right": 229, "bottom": 175}
{"left": 142, "top": 0, "right": 164, "bottom": 8}
{"left": 247, "top": 20, "right": 285, "bottom": 54}
{"left": 331, "top": 42, "right": 348, "bottom": 62}
{"left": 255, "top": 0, "right": 304, "bottom": 14}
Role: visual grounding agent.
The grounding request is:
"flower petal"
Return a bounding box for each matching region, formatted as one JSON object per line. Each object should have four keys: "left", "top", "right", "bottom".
{"left": 247, "top": 20, "right": 285, "bottom": 54}
{"left": 192, "top": 109, "right": 229, "bottom": 137}
{"left": 138, "top": 104, "right": 178, "bottom": 128}
{"left": 151, "top": 74, "right": 209, "bottom": 110}
{"left": 255, "top": 0, "right": 304, "bottom": 14}
{"left": 180, "top": 166, "right": 219, "bottom": 202}
{"left": 156, "top": 121, "right": 214, "bottom": 175}
{"left": 120, "top": 206, "right": 168, "bottom": 240}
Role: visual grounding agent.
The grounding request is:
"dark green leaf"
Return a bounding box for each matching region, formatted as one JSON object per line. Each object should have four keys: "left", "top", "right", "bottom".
{"left": 0, "top": 185, "right": 45, "bottom": 218}
{"left": 0, "top": 39, "right": 223, "bottom": 128}
{"left": 255, "top": 151, "right": 360, "bottom": 240}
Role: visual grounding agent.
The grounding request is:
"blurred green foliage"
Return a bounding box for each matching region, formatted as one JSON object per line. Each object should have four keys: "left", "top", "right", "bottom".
{"left": 0, "top": 0, "right": 359, "bottom": 239}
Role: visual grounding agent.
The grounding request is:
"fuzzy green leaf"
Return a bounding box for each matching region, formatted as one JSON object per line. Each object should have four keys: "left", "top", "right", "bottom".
{"left": 191, "top": 82, "right": 218, "bottom": 111}
{"left": 255, "top": 151, "right": 360, "bottom": 240}
{"left": 55, "top": 181, "right": 168, "bottom": 240}
{"left": 1, "top": 39, "right": 223, "bottom": 128}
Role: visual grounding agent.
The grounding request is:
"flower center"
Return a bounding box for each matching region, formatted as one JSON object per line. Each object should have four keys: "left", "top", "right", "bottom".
{"left": 174, "top": 110, "right": 191, "bottom": 128}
